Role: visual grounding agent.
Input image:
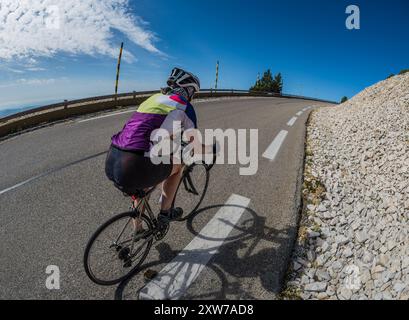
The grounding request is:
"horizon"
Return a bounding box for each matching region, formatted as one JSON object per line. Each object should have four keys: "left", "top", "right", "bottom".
{"left": 0, "top": 0, "right": 408, "bottom": 116}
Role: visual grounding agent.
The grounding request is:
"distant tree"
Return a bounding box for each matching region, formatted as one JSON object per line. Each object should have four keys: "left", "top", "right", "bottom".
{"left": 261, "top": 69, "right": 274, "bottom": 92}
{"left": 340, "top": 96, "right": 348, "bottom": 103}
{"left": 272, "top": 73, "right": 283, "bottom": 94}
{"left": 386, "top": 70, "right": 408, "bottom": 79}
{"left": 250, "top": 69, "right": 272, "bottom": 92}
{"left": 250, "top": 69, "right": 283, "bottom": 94}
{"left": 250, "top": 76, "right": 258, "bottom": 92}
{"left": 249, "top": 81, "right": 259, "bottom": 92}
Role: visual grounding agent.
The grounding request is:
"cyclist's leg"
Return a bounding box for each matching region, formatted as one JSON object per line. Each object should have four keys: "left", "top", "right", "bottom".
{"left": 132, "top": 197, "right": 144, "bottom": 231}
{"left": 161, "top": 163, "right": 184, "bottom": 211}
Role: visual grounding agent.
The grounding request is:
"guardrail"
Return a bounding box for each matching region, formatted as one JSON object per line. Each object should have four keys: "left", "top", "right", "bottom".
{"left": 0, "top": 89, "right": 336, "bottom": 138}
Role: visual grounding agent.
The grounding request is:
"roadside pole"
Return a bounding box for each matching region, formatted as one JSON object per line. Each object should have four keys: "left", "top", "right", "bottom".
{"left": 115, "top": 42, "right": 124, "bottom": 104}
{"left": 215, "top": 60, "right": 219, "bottom": 91}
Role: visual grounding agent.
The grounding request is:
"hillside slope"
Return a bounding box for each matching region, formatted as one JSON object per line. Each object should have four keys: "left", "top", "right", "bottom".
{"left": 284, "top": 73, "right": 409, "bottom": 300}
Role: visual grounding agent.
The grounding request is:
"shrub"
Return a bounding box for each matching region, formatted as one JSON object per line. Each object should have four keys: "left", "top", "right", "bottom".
{"left": 250, "top": 69, "right": 283, "bottom": 94}
{"left": 340, "top": 96, "right": 348, "bottom": 103}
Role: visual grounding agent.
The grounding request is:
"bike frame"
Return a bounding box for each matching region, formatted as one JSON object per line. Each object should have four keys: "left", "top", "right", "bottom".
{"left": 109, "top": 187, "right": 158, "bottom": 259}
{"left": 84, "top": 145, "right": 217, "bottom": 285}
{"left": 112, "top": 143, "right": 217, "bottom": 259}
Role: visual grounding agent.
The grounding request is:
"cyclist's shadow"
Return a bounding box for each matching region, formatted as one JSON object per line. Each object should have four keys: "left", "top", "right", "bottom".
{"left": 114, "top": 204, "right": 296, "bottom": 300}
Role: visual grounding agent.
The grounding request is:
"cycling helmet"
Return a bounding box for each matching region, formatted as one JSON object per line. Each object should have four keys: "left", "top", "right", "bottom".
{"left": 167, "top": 68, "right": 200, "bottom": 99}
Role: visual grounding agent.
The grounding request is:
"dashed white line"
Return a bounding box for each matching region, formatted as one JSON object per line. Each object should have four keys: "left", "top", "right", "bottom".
{"left": 262, "top": 130, "right": 288, "bottom": 161}
{"left": 287, "top": 117, "right": 298, "bottom": 127}
{"left": 78, "top": 109, "right": 135, "bottom": 123}
{"left": 138, "top": 194, "right": 251, "bottom": 300}
{"left": 296, "top": 111, "right": 303, "bottom": 116}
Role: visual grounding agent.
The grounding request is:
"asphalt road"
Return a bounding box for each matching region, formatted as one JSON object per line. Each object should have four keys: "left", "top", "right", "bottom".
{"left": 0, "top": 97, "right": 330, "bottom": 300}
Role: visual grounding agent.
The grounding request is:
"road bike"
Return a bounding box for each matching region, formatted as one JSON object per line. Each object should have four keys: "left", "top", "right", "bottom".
{"left": 83, "top": 145, "right": 216, "bottom": 285}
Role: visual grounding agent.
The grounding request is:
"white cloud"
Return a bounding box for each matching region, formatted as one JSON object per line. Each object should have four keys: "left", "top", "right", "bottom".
{"left": 4, "top": 67, "right": 25, "bottom": 74}
{"left": 16, "top": 78, "right": 57, "bottom": 85}
{"left": 0, "top": 0, "right": 161, "bottom": 62}
{"left": 0, "top": 77, "right": 59, "bottom": 88}
{"left": 26, "top": 67, "right": 47, "bottom": 72}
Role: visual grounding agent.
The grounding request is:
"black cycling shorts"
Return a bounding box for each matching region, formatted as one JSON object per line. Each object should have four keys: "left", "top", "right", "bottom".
{"left": 105, "top": 145, "right": 173, "bottom": 195}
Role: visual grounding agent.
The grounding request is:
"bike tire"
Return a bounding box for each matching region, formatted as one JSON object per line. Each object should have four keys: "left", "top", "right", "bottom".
{"left": 83, "top": 212, "right": 153, "bottom": 286}
{"left": 173, "top": 163, "right": 210, "bottom": 221}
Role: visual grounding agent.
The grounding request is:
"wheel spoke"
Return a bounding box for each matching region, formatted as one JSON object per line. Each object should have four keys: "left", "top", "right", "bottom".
{"left": 84, "top": 212, "right": 153, "bottom": 284}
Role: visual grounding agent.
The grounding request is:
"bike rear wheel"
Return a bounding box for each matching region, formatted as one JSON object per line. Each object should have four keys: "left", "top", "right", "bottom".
{"left": 173, "top": 163, "right": 209, "bottom": 221}
{"left": 84, "top": 212, "right": 153, "bottom": 286}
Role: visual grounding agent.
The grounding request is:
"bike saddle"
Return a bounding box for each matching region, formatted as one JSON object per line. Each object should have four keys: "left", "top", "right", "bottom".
{"left": 113, "top": 182, "right": 146, "bottom": 199}
{"left": 131, "top": 189, "right": 146, "bottom": 199}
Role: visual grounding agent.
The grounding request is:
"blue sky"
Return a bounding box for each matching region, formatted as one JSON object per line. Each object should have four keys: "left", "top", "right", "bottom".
{"left": 0, "top": 0, "right": 408, "bottom": 114}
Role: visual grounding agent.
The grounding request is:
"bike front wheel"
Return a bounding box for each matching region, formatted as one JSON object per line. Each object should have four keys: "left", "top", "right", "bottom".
{"left": 84, "top": 212, "right": 154, "bottom": 286}
{"left": 173, "top": 163, "right": 209, "bottom": 221}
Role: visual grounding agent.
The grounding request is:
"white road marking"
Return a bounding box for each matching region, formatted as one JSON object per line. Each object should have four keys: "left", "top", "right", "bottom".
{"left": 78, "top": 109, "right": 135, "bottom": 123}
{"left": 287, "top": 117, "right": 298, "bottom": 127}
{"left": 262, "top": 130, "right": 288, "bottom": 161}
{"left": 296, "top": 111, "right": 303, "bottom": 116}
{"left": 0, "top": 176, "right": 40, "bottom": 195}
{"left": 0, "top": 151, "right": 107, "bottom": 196}
{"left": 138, "top": 194, "right": 251, "bottom": 300}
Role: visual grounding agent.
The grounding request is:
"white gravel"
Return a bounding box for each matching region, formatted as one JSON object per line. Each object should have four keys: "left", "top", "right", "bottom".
{"left": 284, "top": 73, "right": 409, "bottom": 300}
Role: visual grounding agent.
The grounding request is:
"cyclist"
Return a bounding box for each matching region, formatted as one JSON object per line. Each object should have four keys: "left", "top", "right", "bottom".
{"left": 105, "top": 68, "right": 200, "bottom": 223}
